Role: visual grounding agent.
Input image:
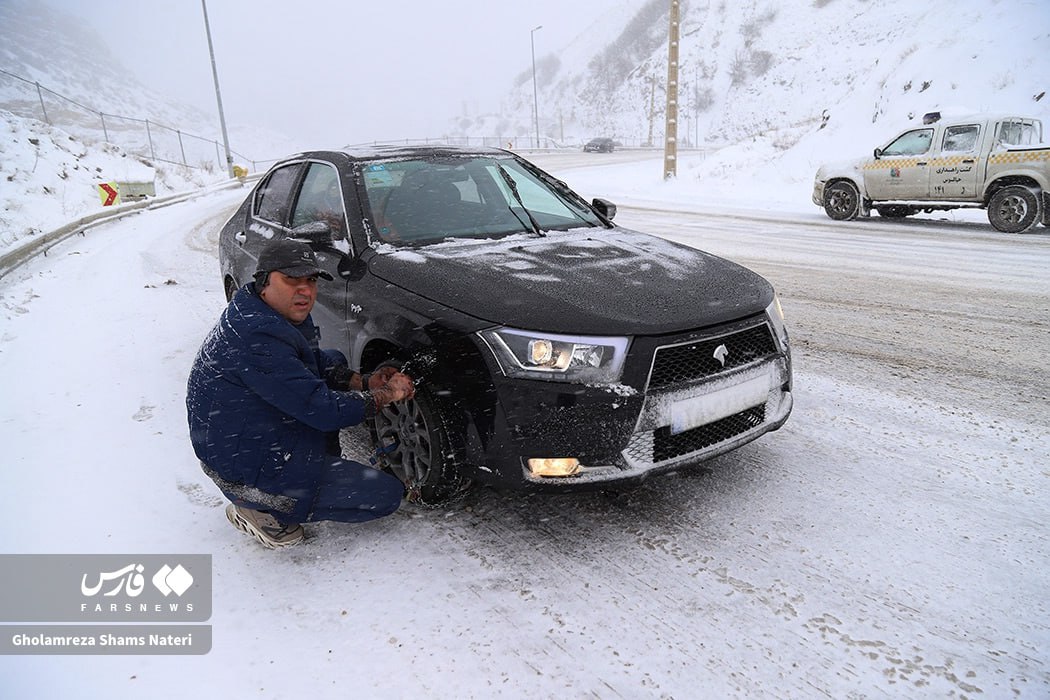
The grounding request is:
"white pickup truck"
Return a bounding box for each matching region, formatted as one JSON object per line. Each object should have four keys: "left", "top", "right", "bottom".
{"left": 813, "top": 113, "right": 1050, "bottom": 233}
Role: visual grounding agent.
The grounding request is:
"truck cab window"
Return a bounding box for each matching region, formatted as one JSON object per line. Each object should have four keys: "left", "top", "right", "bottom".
{"left": 942, "top": 125, "right": 979, "bottom": 153}
{"left": 882, "top": 129, "right": 934, "bottom": 156}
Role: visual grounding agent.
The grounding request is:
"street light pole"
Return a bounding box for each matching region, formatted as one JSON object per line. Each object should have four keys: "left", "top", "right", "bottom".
{"left": 531, "top": 25, "right": 543, "bottom": 150}
{"left": 201, "top": 0, "right": 234, "bottom": 178}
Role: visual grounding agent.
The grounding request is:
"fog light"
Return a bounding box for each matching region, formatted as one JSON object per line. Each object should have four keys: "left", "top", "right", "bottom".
{"left": 527, "top": 458, "right": 581, "bottom": 478}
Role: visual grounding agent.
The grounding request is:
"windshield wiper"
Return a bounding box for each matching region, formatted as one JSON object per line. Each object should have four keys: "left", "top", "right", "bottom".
{"left": 496, "top": 163, "right": 544, "bottom": 237}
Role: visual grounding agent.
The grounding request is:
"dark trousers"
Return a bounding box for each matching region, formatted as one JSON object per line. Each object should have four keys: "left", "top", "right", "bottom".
{"left": 210, "top": 458, "right": 404, "bottom": 526}
{"left": 296, "top": 457, "right": 404, "bottom": 524}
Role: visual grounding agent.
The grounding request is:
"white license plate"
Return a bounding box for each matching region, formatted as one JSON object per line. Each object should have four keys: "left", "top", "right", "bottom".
{"left": 669, "top": 372, "right": 771, "bottom": 435}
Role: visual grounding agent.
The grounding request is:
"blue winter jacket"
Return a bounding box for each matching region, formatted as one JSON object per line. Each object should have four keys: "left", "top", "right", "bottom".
{"left": 186, "top": 283, "right": 367, "bottom": 499}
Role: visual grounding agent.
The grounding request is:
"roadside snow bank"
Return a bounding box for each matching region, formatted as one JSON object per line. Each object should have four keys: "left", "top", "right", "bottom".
{"left": 0, "top": 109, "right": 227, "bottom": 256}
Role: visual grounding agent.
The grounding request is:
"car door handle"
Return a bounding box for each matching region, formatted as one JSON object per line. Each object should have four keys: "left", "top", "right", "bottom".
{"left": 962, "top": 159, "right": 975, "bottom": 164}
{"left": 235, "top": 232, "right": 247, "bottom": 244}
{"left": 916, "top": 161, "right": 928, "bottom": 166}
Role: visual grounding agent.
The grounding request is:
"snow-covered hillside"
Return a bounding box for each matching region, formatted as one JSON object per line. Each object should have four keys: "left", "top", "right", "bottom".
{"left": 464, "top": 0, "right": 1050, "bottom": 162}
{"left": 0, "top": 0, "right": 302, "bottom": 255}
{"left": 0, "top": 110, "right": 234, "bottom": 256}
{"left": 0, "top": 0, "right": 299, "bottom": 172}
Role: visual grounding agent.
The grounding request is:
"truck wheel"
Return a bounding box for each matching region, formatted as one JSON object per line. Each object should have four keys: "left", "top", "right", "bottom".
{"left": 823, "top": 181, "right": 860, "bottom": 220}
{"left": 369, "top": 384, "right": 471, "bottom": 507}
{"left": 988, "top": 186, "right": 1041, "bottom": 233}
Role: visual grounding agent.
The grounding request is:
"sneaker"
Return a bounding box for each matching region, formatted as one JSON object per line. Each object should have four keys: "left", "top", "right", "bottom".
{"left": 225, "top": 504, "right": 304, "bottom": 549}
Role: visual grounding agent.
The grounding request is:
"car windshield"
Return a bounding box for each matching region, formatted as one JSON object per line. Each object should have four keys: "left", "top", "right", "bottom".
{"left": 361, "top": 155, "right": 604, "bottom": 245}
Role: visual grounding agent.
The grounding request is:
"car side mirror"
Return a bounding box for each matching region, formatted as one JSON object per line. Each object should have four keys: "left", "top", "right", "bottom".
{"left": 337, "top": 255, "right": 367, "bottom": 281}
{"left": 289, "top": 220, "right": 333, "bottom": 244}
{"left": 592, "top": 197, "right": 617, "bottom": 221}
{"left": 873, "top": 147, "right": 883, "bottom": 159}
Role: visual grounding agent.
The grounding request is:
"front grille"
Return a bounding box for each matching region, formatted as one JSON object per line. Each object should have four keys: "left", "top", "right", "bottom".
{"left": 652, "top": 405, "right": 766, "bottom": 462}
{"left": 648, "top": 323, "right": 777, "bottom": 390}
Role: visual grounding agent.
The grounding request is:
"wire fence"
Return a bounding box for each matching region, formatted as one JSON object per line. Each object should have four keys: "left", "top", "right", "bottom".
{"left": 0, "top": 68, "right": 277, "bottom": 173}
{"left": 2, "top": 68, "right": 674, "bottom": 176}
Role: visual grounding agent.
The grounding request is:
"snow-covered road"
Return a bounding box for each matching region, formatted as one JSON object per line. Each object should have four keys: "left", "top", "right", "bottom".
{"left": 2, "top": 174, "right": 1048, "bottom": 698}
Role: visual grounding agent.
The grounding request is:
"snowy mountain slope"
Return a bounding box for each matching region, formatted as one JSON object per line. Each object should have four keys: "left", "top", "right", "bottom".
{"left": 0, "top": 0, "right": 297, "bottom": 170}
{"left": 0, "top": 0, "right": 300, "bottom": 254}
{"left": 0, "top": 0, "right": 217, "bottom": 157}
{"left": 464, "top": 0, "right": 1050, "bottom": 164}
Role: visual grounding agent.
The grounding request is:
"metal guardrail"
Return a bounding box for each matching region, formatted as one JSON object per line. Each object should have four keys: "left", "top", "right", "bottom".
{"left": 0, "top": 175, "right": 261, "bottom": 280}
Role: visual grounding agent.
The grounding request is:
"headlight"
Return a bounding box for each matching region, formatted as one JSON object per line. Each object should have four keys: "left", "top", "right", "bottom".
{"left": 765, "top": 293, "right": 789, "bottom": 348}
{"left": 478, "top": 327, "right": 630, "bottom": 383}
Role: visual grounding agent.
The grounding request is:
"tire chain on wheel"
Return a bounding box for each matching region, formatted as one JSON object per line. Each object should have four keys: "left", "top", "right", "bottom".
{"left": 368, "top": 353, "right": 472, "bottom": 506}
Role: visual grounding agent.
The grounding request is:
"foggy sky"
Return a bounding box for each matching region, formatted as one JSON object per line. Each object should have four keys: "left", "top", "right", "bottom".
{"left": 41, "top": 0, "right": 612, "bottom": 151}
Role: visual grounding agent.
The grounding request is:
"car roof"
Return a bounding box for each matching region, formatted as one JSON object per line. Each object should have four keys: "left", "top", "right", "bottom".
{"left": 273, "top": 144, "right": 511, "bottom": 167}
{"left": 918, "top": 113, "right": 1041, "bottom": 126}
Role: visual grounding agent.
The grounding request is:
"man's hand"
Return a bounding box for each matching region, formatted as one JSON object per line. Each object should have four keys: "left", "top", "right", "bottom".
{"left": 367, "top": 365, "right": 399, "bottom": 390}
{"left": 385, "top": 372, "right": 416, "bottom": 401}
{"left": 370, "top": 370, "right": 416, "bottom": 409}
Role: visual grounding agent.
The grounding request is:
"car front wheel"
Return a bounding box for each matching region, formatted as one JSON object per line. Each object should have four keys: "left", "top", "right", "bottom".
{"left": 988, "top": 185, "right": 1041, "bottom": 233}
{"left": 823, "top": 181, "right": 861, "bottom": 220}
{"left": 370, "top": 387, "right": 471, "bottom": 506}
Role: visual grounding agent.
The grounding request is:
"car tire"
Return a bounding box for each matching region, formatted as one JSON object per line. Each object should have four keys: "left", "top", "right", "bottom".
{"left": 875, "top": 205, "right": 913, "bottom": 219}
{"left": 369, "top": 381, "right": 472, "bottom": 507}
{"left": 823, "top": 181, "right": 860, "bottom": 220}
{"left": 988, "top": 185, "right": 1042, "bottom": 233}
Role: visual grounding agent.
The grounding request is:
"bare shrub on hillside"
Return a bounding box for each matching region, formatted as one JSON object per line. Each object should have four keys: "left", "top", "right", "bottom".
{"left": 694, "top": 87, "right": 715, "bottom": 112}
{"left": 741, "top": 7, "right": 778, "bottom": 48}
{"left": 750, "top": 50, "right": 775, "bottom": 77}
{"left": 729, "top": 52, "right": 750, "bottom": 86}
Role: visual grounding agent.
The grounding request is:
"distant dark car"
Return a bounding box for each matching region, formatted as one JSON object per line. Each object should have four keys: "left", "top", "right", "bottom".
{"left": 218, "top": 145, "right": 792, "bottom": 504}
{"left": 584, "top": 137, "right": 616, "bottom": 152}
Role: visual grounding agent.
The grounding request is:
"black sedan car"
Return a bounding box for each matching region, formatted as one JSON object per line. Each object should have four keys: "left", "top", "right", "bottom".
{"left": 218, "top": 145, "right": 792, "bottom": 504}
{"left": 583, "top": 137, "right": 616, "bottom": 152}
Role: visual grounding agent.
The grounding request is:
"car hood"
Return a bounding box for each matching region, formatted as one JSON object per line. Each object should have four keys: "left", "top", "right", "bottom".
{"left": 816, "top": 156, "right": 868, "bottom": 178}
{"left": 366, "top": 228, "right": 773, "bottom": 335}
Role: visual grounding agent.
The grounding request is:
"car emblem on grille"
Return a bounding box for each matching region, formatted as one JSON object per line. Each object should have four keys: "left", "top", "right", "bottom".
{"left": 713, "top": 344, "right": 729, "bottom": 367}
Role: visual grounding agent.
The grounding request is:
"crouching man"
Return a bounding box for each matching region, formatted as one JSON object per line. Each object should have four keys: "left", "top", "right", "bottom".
{"left": 186, "top": 239, "right": 414, "bottom": 549}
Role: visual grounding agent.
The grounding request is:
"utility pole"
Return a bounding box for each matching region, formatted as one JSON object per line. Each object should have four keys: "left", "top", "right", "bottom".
{"left": 202, "top": 0, "right": 234, "bottom": 178}
{"left": 531, "top": 25, "right": 543, "bottom": 150}
{"left": 663, "top": 0, "right": 680, "bottom": 179}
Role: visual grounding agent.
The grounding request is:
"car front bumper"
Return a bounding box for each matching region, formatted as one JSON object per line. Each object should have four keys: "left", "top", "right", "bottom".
{"left": 467, "top": 317, "right": 793, "bottom": 491}
{"left": 812, "top": 179, "right": 826, "bottom": 207}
